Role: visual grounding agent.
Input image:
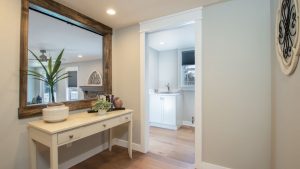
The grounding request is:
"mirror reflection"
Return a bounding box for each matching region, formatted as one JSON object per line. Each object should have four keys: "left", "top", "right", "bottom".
{"left": 27, "top": 9, "right": 103, "bottom": 105}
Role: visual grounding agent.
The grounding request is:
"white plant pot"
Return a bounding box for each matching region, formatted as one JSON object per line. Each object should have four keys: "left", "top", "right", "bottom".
{"left": 43, "top": 104, "right": 69, "bottom": 122}
{"left": 98, "top": 109, "right": 107, "bottom": 115}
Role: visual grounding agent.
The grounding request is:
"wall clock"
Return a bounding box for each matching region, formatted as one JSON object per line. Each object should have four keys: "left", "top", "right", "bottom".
{"left": 276, "top": 0, "right": 300, "bottom": 75}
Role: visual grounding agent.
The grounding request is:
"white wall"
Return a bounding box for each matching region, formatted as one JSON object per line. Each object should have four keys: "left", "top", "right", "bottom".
{"left": 148, "top": 47, "right": 159, "bottom": 90}
{"left": 158, "top": 49, "right": 178, "bottom": 90}
{"left": 182, "top": 91, "right": 195, "bottom": 123}
{"left": 203, "top": 0, "right": 271, "bottom": 169}
{"left": 271, "top": 0, "right": 300, "bottom": 168}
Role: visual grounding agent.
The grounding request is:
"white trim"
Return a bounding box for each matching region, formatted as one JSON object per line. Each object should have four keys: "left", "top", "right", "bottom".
{"left": 59, "top": 142, "right": 108, "bottom": 169}
{"left": 140, "top": 7, "right": 203, "bottom": 33}
{"left": 112, "top": 138, "right": 144, "bottom": 153}
{"left": 58, "top": 140, "right": 144, "bottom": 169}
{"left": 202, "top": 162, "right": 232, "bottom": 169}
{"left": 150, "top": 122, "right": 179, "bottom": 130}
{"left": 194, "top": 16, "right": 203, "bottom": 169}
{"left": 182, "top": 121, "right": 195, "bottom": 127}
{"left": 140, "top": 32, "right": 148, "bottom": 153}
{"left": 139, "top": 7, "right": 203, "bottom": 169}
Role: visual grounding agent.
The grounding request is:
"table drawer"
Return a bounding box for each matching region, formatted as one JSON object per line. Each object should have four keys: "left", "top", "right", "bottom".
{"left": 119, "top": 114, "right": 131, "bottom": 123}
{"left": 57, "top": 128, "right": 82, "bottom": 145}
{"left": 83, "top": 117, "right": 121, "bottom": 137}
{"left": 57, "top": 113, "right": 132, "bottom": 145}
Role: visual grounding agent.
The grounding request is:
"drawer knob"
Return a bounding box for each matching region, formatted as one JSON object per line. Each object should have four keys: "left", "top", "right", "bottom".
{"left": 69, "top": 135, "right": 74, "bottom": 139}
{"left": 103, "top": 124, "right": 106, "bottom": 128}
{"left": 125, "top": 117, "right": 129, "bottom": 120}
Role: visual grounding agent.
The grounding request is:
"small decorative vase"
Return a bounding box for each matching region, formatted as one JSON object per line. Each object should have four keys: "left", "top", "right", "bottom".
{"left": 113, "top": 97, "right": 123, "bottom": 108}
{"left": 43, "top": 103, "right": 69, "bottom": 122}
{"left": 98, "top": 109, "right": 107, "bottom": 115}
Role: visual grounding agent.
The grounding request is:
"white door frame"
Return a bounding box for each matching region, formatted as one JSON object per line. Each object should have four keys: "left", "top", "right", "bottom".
{"left": 139, "top": 7, "right": 203, "bottom": 169}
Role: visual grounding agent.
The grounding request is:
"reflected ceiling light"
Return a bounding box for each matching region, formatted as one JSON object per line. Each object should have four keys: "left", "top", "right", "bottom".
{"left": 78, "top": 55, "right": 83, "bottom": 58}
{"left": 160, "top": 42, "right": 165, "bottom": 45}
{"left": 106, "top": 9, "right": 116, "bottom": 15}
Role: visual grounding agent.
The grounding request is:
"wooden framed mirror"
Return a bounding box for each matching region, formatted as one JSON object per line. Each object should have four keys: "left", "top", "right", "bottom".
{"left": 19, "top": 0, "right": 112, "bottom": 119}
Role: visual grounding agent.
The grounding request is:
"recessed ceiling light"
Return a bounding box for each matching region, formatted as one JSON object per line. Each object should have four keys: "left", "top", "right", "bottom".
{"left": 160, "top": 42, "right": 165, "bottom": 45}
{"left": 78, "top": 55, "right": 83, "bottom": 58}
{"left": 106, "top": 9, "right": 116, "bottom": 15}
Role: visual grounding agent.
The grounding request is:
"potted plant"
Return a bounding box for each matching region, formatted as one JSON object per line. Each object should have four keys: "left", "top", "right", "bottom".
{"left": 27, "top": 49, "right": 70, "bottom": 122}
{"left": 92, "top": 98, "right": 111, "bottom": 115}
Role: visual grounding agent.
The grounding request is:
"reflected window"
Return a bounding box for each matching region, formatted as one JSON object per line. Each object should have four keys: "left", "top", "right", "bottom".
{"left": 67, "top": 70, "right": 78, "bottom": 101}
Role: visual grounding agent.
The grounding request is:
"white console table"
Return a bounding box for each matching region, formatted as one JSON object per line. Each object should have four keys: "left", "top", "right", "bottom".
{"left": 28, "top": 109, "right": 133, "bottom": 169}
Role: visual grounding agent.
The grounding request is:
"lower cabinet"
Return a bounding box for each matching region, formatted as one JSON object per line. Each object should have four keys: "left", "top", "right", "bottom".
{"left": 149, "top": 93, "right": 182, "bottom": 130}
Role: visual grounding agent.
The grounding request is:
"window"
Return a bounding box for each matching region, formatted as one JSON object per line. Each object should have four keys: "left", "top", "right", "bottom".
{"left": 180, "top": 50, "right": 195, "bottom": 88}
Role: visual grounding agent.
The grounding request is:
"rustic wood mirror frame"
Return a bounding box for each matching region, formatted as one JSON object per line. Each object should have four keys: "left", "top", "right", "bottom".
{"left": 18, "top": 0, "right": 112, "bottom": 119}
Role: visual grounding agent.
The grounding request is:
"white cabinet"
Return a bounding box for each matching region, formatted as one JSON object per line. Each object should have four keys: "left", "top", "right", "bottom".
{"left": 149, "top": 93, "right": 182, "bottom": 130}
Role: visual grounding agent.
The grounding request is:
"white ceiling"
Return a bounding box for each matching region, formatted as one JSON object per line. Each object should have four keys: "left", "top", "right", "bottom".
{"left": 148, "top": 25, "right": 195, "bottom": 51}
{"left": 54, "top": 0, "right": 225, "bottom": 29}
{"left": 28, "top": 10, "right": 102, "bottom": 67}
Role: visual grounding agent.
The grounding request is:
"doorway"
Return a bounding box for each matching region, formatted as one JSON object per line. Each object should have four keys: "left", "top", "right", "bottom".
{"left": 139, "top": 7, "right": 203, "bottom": 169}
{"left": 146, "top": 25, "right": 196, "bottom": 165}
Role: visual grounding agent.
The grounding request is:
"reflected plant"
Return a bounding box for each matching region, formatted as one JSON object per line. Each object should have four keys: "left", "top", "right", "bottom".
{"left": 27, "top": 49, "right": 69, "bottom": 103}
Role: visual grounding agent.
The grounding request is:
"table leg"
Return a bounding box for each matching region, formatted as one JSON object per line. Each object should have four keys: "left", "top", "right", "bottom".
{"left": 29, "top": 138, "right": 37, "bottom": 169}
{"left": 109, "top": 128, "right": 113, "bottom": 151}
{"left": 50, "top": 140, "right": 58, "bottom": 169}
{"left": 128, "top": 120, "right": 132, "bottom": 159}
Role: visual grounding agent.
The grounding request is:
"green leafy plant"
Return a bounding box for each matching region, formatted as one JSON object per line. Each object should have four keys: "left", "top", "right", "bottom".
{"left": 27, "top": 49, "right": 69, "bottom": 103}
{"left": 92, "top": 99, "right": 111, "bottom": 111}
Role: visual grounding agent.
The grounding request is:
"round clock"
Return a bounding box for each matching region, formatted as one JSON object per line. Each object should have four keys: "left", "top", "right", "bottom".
{"left": 276, "top": 0, "right": 300, "bottom": 75}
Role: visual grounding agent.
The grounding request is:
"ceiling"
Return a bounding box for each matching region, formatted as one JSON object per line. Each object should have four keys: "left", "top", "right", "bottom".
{"left": 28, "top": 10, "right": 102, "bottom": 67}
{"left": 148, "top": 25, "right": 195, "bottom": 51}
{"left": 54, "top": 0, "right": 225, "bottom": 29}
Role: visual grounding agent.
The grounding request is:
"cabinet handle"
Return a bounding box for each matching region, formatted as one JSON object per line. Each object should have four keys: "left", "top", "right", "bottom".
{"left": 69, "top": 135, "right": 74, "bottom": 139}
{"left": 103, "top": 124, "right": 106, "bottom": 128}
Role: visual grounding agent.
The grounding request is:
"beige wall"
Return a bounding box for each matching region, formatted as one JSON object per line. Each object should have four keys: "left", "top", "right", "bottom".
{"left": 202, "top": 0, "right": 271, "bottom": 169}
{"left": 112, "top": 25, "right": 141, "bottom": 143}
{"left": 0, "top": 1, "right": 107, "bottom": 169}
{"left": 0, "top": 1, "right": 32, "bottom": 168}
{"left": 4, "top": 0, "right": 296, "bottom": 169}
{"left": 271, "top": 0, "right": 300, "bottom": 168}
{"left": 0, "top": 1, "right": 140, "bottom": 168}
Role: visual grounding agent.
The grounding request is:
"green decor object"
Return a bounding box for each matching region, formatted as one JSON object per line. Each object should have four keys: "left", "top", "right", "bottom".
{"left": 27, "top": 49, "right": 69, "bottom": 103}
{"left": 92, "top": 98, "right": 111, "bottom": 112}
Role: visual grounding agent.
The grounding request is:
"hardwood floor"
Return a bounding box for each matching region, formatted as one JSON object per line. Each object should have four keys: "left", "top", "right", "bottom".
{"left": 149, "top": 126, "right": 195, "bottom": 164}
{"left": 70, "top": 126, "right": 195, "bottom": 169}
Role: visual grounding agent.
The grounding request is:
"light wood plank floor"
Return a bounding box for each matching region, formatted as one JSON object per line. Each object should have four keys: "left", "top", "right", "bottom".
{"left": 70, "top": 126, "right": 195, "bottom": 169}
{"left": 149, "top": 126, "right": 195, "bottom": 164}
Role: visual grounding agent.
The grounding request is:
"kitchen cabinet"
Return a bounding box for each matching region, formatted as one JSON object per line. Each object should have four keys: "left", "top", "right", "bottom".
{"left": 149, "top": 93, "right": 182, "bottom": 130}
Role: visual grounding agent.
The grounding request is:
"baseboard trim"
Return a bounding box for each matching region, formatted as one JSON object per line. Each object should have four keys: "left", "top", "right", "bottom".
{"left": 202, "top": 162, "right": 231, "bottom": 169}
{"left": 182, "top": 121, "right": 195, "bottom": 127}
{"left": 58, "top": 139, "right": 143, "bottom": 169}
{"left": 112, "top": 138, "right": 144, "bottom": 153}
{"left": 59, "top": 142, "right": 109, "bottom": 169}
{"left": 150, "top": 122, "right": 178, "bottom": 130}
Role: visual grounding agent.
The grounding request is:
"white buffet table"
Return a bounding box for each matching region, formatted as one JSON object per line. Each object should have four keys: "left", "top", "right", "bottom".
{"left": 28, "top": 109, "right": 133, "bottom": 169}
